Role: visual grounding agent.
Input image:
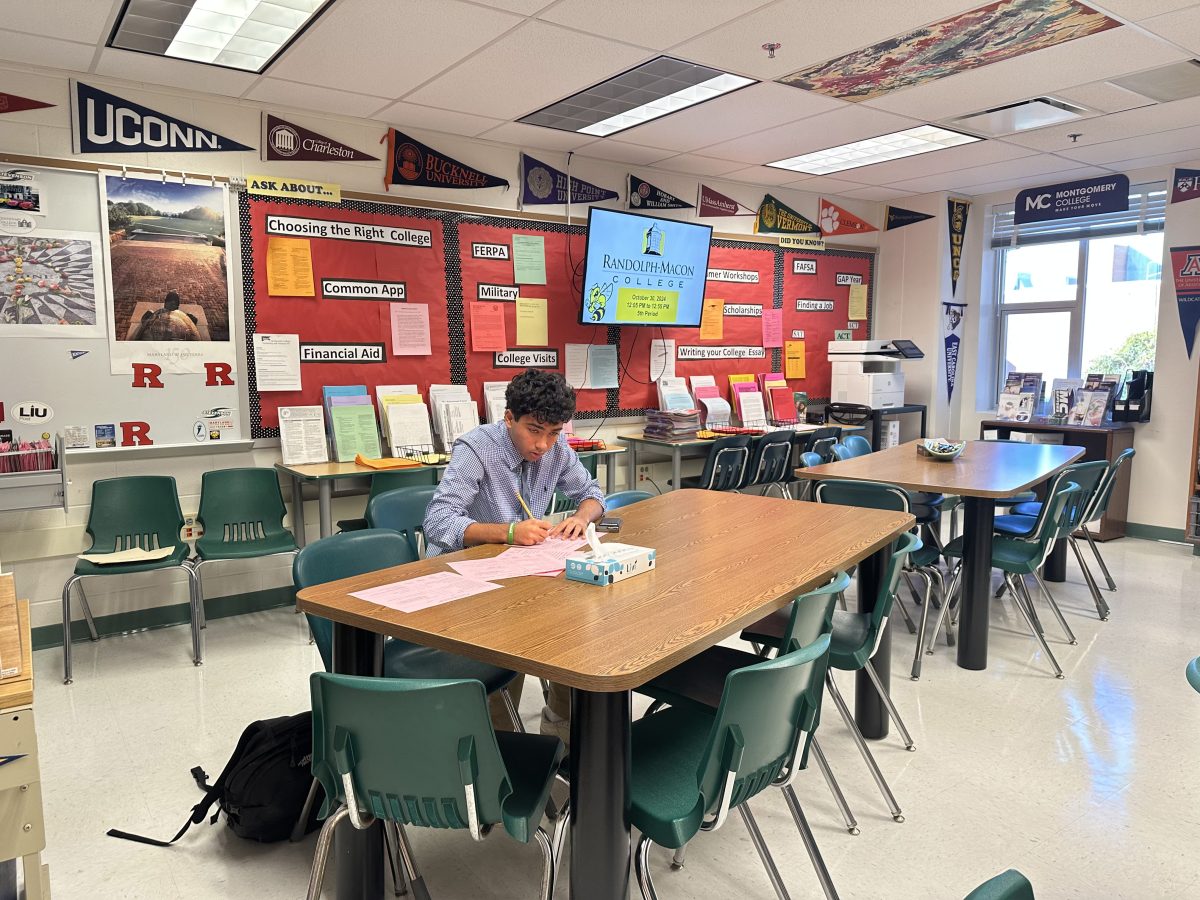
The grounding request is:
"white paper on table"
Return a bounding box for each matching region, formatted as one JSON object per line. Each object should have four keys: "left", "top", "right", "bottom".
{"left": 440, "top": 398, "right": 480, "bottom": 447}
{"left": 390, "top": 303, "right": 432, "bottom": 355}
{"left": 387, "top": 403, "right": 434, "bottom": 454}
{"left": 690, "top": 374, "right": 717, "bottom": 393}
{"left": 699, "top": 396, "right": 731, "bottom": 427}
{"left": 564, "top": 343, "right": 589, "bottom": 389}
{"left": 585, "top": 345, "right": 619, "bottom": 389}
{"left": 279, "top": 406, "right": 329, "bottom": 465}
{"left": 657, "top": 376, "right": 693, "bottom": 411}
{"left": 252, "top": 333, "right": 302, "bottom": 391}
{"left": 649, "top": 339, "right": 675, "bottom": 381}
{"left": 738, "top": 391, "right": 767, "bottom": 427}
{"left": 428, "top": 384, "right": 470, "bottom": 435}
{"left": 350, "top": 571, "right": 501, "bottom": 613}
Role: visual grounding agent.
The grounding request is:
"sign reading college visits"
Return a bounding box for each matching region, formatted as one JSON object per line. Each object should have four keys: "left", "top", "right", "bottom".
{"left": 520, "top": 153, "right": 618, "bottom": 206}
{"left": 383, "top": 129, "right": 508, "bottom": 191}
{"left": 248, "top": 175, "right": 340, "bottom": 204}
{"left": 263, "top": 113, "right": 378, "bottom": 162}
{"left": 495, "top": 349, "right": 558, "bottom": 368}
{"left": 1169, "top": 245, "right": 1200, "bottom": 358}
{"left": 628, "top": 175, "right": 692, "bottom": 211}
{"left": 1014, "top": 174, "right": 1129, "bottom": 225}
{"left": 72, "top": 82, "right": 253, "bottom": 153}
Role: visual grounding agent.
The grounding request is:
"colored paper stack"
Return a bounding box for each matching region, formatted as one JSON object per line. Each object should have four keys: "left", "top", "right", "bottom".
{"left": 644, "top": 408, "right": 701, "bottom": 442}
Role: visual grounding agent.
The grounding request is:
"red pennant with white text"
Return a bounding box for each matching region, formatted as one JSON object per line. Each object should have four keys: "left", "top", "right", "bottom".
{"left": 817, "top": 198, "right": 878, "bottom": 236}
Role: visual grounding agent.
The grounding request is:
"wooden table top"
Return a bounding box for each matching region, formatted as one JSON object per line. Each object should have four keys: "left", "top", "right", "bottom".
{"left": 276, "top": 445, "right": 625, "bottom": 480}
{"left": 980, "top": 418, "right": 1135, "bottom": 435}
{"left": 794, "top": 439, "right": 1085, "bottom": 498}
{"left": 619, "top": 423, "right": 861, "bottom": 448}
{"left": 0, "top": 575, "right": 32, "bottom": 711}
{"left": 297, "top": 490, "right": 913, "bottom": 691}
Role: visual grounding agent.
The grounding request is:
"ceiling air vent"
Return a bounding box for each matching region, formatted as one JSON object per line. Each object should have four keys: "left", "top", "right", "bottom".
{"left": 1110, "top": 60, "right": 1200, "bottom": 103}
{"left": 946, "top": 97, "right": 1089, "bottom": 137}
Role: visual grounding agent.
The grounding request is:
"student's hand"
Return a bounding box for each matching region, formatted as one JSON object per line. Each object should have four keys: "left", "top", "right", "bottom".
{"left": 549, "top": 515, "right": 590, "bottom": 540}
{"left": 514, "top": 519, "right": 551, "bottom": 546}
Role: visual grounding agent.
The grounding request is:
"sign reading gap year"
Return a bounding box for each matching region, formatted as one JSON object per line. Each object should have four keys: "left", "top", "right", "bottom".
{"left": 1014, "top": 174, "right": 1129, "bottom": 224}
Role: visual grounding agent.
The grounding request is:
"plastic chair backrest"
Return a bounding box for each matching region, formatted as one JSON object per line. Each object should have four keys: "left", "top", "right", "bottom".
{"left": 293, "top": 529, "right": 416, "bottom": 671}
{"left": 1020, "top": 477, "right": 1080, "bottom": 565}
{"left": 197, "top": 468, "right": 289, "bottom": 546}
{"left": 814, "top": 479, "right": 911, "bottom": 514}
{"left": 604, "top": 490, "right": 653, "bottom": 509}
{"left": 843, "top": 434, "right": 873, "bottom": 457}
{"left": 829, "top": 442, "right": 853, "bottom": 461}
{"left": 963, "top": 869, "right": 1035, "bottom": 900}
{"left": 799, "top": 427, "right": 841, "bottom": 454}
{"left": 1087, "top": 447, "right": 1135, "bottom": 523}
{"left": 797, "top": 451, "right": 823, "bottom": 469}
{"left": 310, "top": 673, "right": 520, "bottom": 835}
{"left": 697, "top": 435, "right": 750, "bottom": 491}
{"left": 782, "top": 572, "right": 849, "bottom": 734}
{"left": 84, "top": 476, "right": 184, "bottom": 553}
{"left": 1055, "top": 461, "right": 1107, "bottom": 535}
{"left": 367, "top": 468, "right": 438, "bottom": 500}
{"left": 367, "top": 485, "right": 439, "bottom": 557}
{"left": 694, "top": 634, "right": 831, "bottom": 816}
{"left": 741, "top": 430, "right": 795, "bottom": 488}
{"left": 1187, "top": 657, "right": 1200, "bottom": 694}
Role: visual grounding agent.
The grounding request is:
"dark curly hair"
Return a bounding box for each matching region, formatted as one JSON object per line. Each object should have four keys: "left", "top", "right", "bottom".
{"left": 505, "top": 369, "right": 576, "bottom": 424}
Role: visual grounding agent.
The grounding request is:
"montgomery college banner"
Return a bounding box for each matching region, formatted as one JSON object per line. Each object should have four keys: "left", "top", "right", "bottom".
{"left": 382, "top": 129, "right": 508, "bottom": 190}
{"left": 520, "top": 154, "right": 618, "bottom": 206}
{"left": 943, "top": 303, "right": 966, "bottom": 401}
{"left": 697, "top": 184, "right": 754, "bottom": 217}
{"left": 947, "top": 197, "right": 970, "bottom": 297}
{"left": 628, "top": 174, "right": 692, "bottom": 210}
{"left": 1170, "top": 245, "right": 1200, "bottom": 358}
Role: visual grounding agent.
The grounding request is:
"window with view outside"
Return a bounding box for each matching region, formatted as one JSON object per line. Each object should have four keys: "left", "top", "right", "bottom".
{"left": 1081, "top": 234, "right": 1161, "bottom": 376}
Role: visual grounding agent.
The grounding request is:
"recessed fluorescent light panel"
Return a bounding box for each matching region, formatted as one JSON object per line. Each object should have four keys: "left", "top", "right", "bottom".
{"left": 767, "top": 125, "right": 981, "bottom": 175}
{"left": 518, "top": 56, "right": 755, "bottom": 137}
{"left": 108, "top": 0, "right": 333, "bottom": 74}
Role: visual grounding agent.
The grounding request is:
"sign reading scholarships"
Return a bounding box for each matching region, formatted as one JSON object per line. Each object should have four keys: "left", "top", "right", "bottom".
{"left": 263, "top": 113, "right": 377, "bottom": 162}
{"left": 72, "top": 82, "right": 253, "bottom": 153}
{"left": 1014, "top": 174, "right": 1129, "bottom": 224}
{"left": 382, "top": 129, "right": 508, "bottom": 191}
{"left": 520, "top": 153, "right": 618, "bottom": 206}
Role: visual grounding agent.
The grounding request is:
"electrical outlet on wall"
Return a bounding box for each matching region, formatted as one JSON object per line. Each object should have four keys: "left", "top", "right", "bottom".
{"left": 637, "top": 465, "right": 651, "bottom": 482}
{"left": 181, "top": 514, "right": 203, "bottom": 541}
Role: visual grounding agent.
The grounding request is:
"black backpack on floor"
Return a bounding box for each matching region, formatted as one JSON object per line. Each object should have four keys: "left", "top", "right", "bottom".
{"left": 109, "top": 712, "right": 324, "bottom": 846}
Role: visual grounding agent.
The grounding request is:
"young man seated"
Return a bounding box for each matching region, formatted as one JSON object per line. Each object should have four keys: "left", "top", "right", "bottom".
{"left": 423, "top": 369, "right": 606, "bottom": 740}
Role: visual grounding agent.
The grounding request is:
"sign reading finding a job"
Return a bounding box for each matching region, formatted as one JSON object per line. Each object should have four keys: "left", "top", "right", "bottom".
{"left": 1014, "top": 174, "right": 1129, "bottom": 225}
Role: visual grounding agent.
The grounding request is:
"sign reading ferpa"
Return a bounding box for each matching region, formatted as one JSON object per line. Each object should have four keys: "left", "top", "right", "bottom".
{"left": 1014, "top": 174, "right": 1129, "bottom": 224}
{"left": 299, "top": 343, "right": 385, "bottom": 363}
{"left": 796, "top": 299, "right": 835, "bottom": 312}
{"left": 72, "top": 82, "right": 253, "bottom": 153}
{"left": 321, "top": 279, "right": 406, "bottom": 301}
{"left": 495, "top": 349, "right": 558, "bottom": 368}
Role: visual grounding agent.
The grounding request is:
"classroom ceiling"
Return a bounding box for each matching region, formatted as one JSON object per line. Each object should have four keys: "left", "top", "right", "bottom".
{"left": 6, "top": 0, "right": 1200, "bottom": 200}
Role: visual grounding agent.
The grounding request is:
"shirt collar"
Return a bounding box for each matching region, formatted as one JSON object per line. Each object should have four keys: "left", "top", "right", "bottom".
{"left": 491, "top": 421, "right": 526, "bottom": 471}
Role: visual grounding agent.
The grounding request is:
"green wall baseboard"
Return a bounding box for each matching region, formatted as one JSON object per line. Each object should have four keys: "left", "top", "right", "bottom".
{"left": 1124, "top": 523, "right": 1189, "bottom": 544}
{"left": 33, "top": 585, "right": 298, "bottom": 651}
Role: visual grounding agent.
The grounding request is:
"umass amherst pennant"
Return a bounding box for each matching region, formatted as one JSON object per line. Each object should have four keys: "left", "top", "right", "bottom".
{"left": 383, "top": 129, "right": 508, "bottom": 190}
{"left": 263, "top": 113, "right": 377, "bottom": 162}
{"left": 697, "top": 183, "right": 755, "bottom": 217}
{"left": 0, "top": 92, "right": 53, "bottom": 114}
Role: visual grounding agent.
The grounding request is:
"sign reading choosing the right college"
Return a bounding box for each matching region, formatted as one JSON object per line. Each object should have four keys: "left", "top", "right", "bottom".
{"left": 1014, "top": 174, "right": 1129, "bottom": 225}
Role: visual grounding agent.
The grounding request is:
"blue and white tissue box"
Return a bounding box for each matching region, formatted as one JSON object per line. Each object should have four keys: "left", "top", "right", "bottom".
{"left": 565, "top": 542, "right": 655, "bottom": 586}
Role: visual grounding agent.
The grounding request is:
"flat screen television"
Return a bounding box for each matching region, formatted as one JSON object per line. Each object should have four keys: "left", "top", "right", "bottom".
{"left": 579, "top": 208, "right": 713, "bottom": 327}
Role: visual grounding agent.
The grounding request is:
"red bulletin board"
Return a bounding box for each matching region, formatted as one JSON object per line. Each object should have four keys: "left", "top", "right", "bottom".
{"left": 457, "top": 219, "right": 610, "bottom": 413}
{"left": 244, "top": 196, "right": 453, "bottom": 435}
{"left": 781, "top": 248, "right": 874, "bottom": 401}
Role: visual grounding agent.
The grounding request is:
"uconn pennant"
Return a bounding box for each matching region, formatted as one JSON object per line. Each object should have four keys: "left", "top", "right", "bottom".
{"left": 72, "top": 82, "right": 253, "bottom": 153}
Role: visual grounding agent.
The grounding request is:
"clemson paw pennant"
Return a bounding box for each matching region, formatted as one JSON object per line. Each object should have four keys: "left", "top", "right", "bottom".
{"left": 818, "top": 199, "right": 878, "bottom": 236}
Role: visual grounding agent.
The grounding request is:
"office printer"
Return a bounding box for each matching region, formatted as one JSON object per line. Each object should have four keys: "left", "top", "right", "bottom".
{"left": 827, "top": 339, "right": 924, "bottom": 409}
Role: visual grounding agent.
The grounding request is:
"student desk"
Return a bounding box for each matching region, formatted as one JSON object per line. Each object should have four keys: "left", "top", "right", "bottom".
{"left": 276, "top": 446, "right": 626, "bottom": 545}
{"left": 794, "top": 440, "right": 1083, "bottom": 680}
{"left": 297, "top": 490, "right": 913, "bottom": 900}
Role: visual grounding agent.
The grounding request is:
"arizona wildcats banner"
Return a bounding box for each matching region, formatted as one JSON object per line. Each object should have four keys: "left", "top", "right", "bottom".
{"left": 383, "top": 129, "right": 507, "bottom": 190}
{"left": 72, "top": 81, "right": 253, "bottom": 153}
{"left": 628, "top": 174, "right": 692, "bottom": 210}
{"left": 885, "top": 205, "right": 935, "bottom": 231}
{"left": 1170, "top": 168, "right": 1200, "bottom": 205}
{"left": 947, "top": 198, "right": 970, "bottom": 297}
{"left": 943, "top": 303, "right": 966, "bottom": 401}
{"left": 520, "top": 154, "right": 618, "bottom": 206}
{"left": 1170, "top": 245, "right": 1200, "bottom": 358}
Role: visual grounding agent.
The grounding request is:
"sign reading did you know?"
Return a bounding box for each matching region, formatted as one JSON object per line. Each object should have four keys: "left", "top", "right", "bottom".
{"left": 1014, "top": 174, "right": 1129, "bottom": 225}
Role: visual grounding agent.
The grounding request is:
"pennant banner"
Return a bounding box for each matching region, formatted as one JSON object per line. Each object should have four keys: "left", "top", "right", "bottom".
{"left": 947, "top": 197, "right": 970, "bottom": 297}
{"left": 943, "top": 303, "right": 966, "bottom": 401}
{"left": 72, "top": 81, "right": 253, "bottom": 153}
{"left": 1170, "top": 245, "right": 1200, "bottom": 358}
{"left": 628, "top": 174, "right": 692, "bottom": 211}
{"left": 818, "top": 198, "right": 878, "bottom": 236}
{"left": 1171, "top": 167, "right": 1200, "bottom": 205}
{"left": 520, "top": 154, "right": 617, "bottom": 206}
{"left": 264, "top": 113, "right": 377, "bottom": 162}
{"left": 885, "top": 205, "right": 935, "bottom": 231}
{"left": 0, "top": 92, "right": 53, "bottom": 114}
{"left": 756, "top": 193, "right": 823, "bottom": 250}
{"left": 383, "top": 129, "right": 508, "bottom": 191}
{"left": 697, "top": 183, "right": 755, "bottom": 217}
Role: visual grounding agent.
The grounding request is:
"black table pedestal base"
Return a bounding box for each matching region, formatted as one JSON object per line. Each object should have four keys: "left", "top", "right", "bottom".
{"left": 854, "top": 547, "right": 890, "bottom": 740}
{"left": 570, "top": 689, "right": 631, "bottom": 900}
{"left": 957, "top": 497, "right": 995, "bottom": 670}
{"left": 1044, "top": 537, "right": 1067, "bottom": 582}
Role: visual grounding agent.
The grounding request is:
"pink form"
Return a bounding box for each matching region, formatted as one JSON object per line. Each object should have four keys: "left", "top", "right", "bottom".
{"left": 447, "top": 537, "right": 589, "bottom": 580}
{"left": 350, "top": 571, "right": 501, "bottom": 613}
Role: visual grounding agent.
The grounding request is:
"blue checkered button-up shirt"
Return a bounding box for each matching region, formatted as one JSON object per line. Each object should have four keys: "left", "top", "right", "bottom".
{"left": 423, "top": 422, "right": 605, "bottom": 557}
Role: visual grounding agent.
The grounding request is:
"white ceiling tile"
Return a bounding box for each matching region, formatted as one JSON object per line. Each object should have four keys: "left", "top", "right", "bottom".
{"left": 648, "top": 154, "right": 747, "bottom": 176}
{"left": 865, "top": 27, "right": 1184, "bottom": 122}
{"left": 1054, "top": 79, "right": 1155, "bottom": 113}
{"left": 404, "top": 20, "right": 651, "bottom": 118}
{"left": 1002, "top": 94, "right": 1200, "bottom": 151}
{"left": 476, "top": 0, "right": 557, "bottom": 12}
{"left": 578, "top": 142, "right": 676, "bottom": 166}
{"left": 0, "top": 30, "right": 96, "bottom": 72}
{"left": 539, "top": 0, "right": 771, "bottom": 50}
{"left": 4, "top": 0, "right": 114, "bottom": 43}
{"left": 700, "top": 104, "right": 922, "bottom": 164}
{"left": 268, "top": 0, "right": 523, "bottom": 96}
{"left": 839, "top": 140, "right": 1038, "bottom": 186}
{"left": 476, "top": 121, "right": 600, "bottom": 152}
{"left": 600, "top": 83, "right": 842, "bottom": 153}
{"left": 1095, "top": 148, "right": 1200, "bottom": 171}
{"left": 1092, "top": 0, "right": 1200, "bottom": 20}
{"left": 1058, "top": 122, "right": 1200, "bottom": 164}
{"left": 1138, "top": 5, "right": 1200, "bottom": 52}
{"left": 244, "top": 78, "right": 392, "bottom": 120}
{"left": 950, "top": 166, "right": 1113, "bottom": 197}
{"left": 789, "top": 177, "right": 873, "bottom": 194}
{"left": 96, "top": 48, "right": 259, "bottom": 98}
{"left": 724, "top": 165, "right": 819, "bottom": 187}
{"left": 888, "top": 154, "right": 1098, "bottom": 194}
{"left": 375, "top": 101, "right": 506, "bottom": 138}
{"left": 840, "top": 185, "right": 919, "bottom": 201}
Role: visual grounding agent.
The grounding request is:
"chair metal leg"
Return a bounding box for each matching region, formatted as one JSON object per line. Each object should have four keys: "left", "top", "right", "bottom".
{"left": 863, "top": 661, "right": 915, "bottom": 751}
{"left": 926, "top": 566, "right": 960, "bottom": 654}
{"left": 61, "top": 576, "right": 83, "bottom": 684}
{"left": 390, "top": 821, "right": 430, "bottom": 900}
{"left": 306, "top": 805, "right": 351, "bottom": 900}
{"left": 76, "top": 581, "right": 99, "bottom": 641}
{"left": 809, "top": 737, "right": 858, "bottom": 835}
{"left": 1069, "top": 536, "right": 1110, "bottom": 620}
{"left": 781, "top": 785, "right": 842, "bottom": 900}
{"left": 383, "top": 821, "right": 410, "bottom": 897}
{"left": 291, "top": 777, "right": 322, "bottom": 842}
{"left": 534, "top": 826, "right": 556, "bottom": 900}
{"left": 1013, "top": 573, "right": 1045, "bottom": 636}
{"left": 185, "top": 564, "right": 203, "bottom": 666}
{"left": 1032, "top": 571, "right": 1078, "bottom": 645}
{"left": 634, "top": 834, "right": 660, "bottom": 900}
{"left": 539, "top": 678, "right": 550, "bottom": 701}
{"left": 893, "top": 584, "right": 918, "bottom": 635}
{"left": 1082, "top": 525, "right": 1116, "bottom": 591}
{"left": 1005, "top": 574, "right": 1064, "bottom": 679}
{"left": 670, "top": 845, "right": 687, "bottom": 870}
{"left": 825, "top": 673, "right": 904, "bottom": 821}
{"left": 500, "top": 687, "right": 525, "bottom": 733}
{"left": 550, "top": 797, "right": 569, "bottom": 898}
{"left": 192, "top": 559, "right": 209, "bottom": 630}
{"left": 911, "top": 569, "right": 936, "bottom": 680}
{"left": 738, "top": 803, "right": 793, "bottom": 900}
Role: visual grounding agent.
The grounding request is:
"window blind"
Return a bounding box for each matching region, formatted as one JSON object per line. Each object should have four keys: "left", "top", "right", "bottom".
{"left": 990, "top": 181, "right": 1167, "bottom": 249}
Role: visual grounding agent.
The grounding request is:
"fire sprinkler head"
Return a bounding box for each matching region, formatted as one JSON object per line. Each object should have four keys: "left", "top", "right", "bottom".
{"left": 762, "top": 42, "right": 782, "bottom": 59}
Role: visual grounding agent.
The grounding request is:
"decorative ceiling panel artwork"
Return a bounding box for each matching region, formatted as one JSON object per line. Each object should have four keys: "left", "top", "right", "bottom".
{"left": 777, "top": 0, "right": 1121, "bottom": 102}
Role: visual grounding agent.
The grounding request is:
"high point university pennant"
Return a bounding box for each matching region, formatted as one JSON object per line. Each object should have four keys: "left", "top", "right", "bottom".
{"left": 520, "top": 154, "right": 618, "bottom": 206}
{"left": 383, "top": 129, "right": 508, "bottom": 190}
{"left": 0, "top": 92, "right": 53, "bottom": 114}
{"left": 628, "top": 174, "right": 692, "bottom": 211}
{"left": 697, "top": 184, "right": 755, "bottom": 217}
{"left": 1170, "top": 245, "right": 1200, "bottom": 358}
{"left": 947, "top": 197, "right": 970, "bottom": 297}
{"left": 885, "top": 205, "right": 935, "bottom": 231}
{"left": 818, "top": 198, "right": 878, "bottom": 236}
{"left": 1171, "top": 167, "right": 1200, "bottom": 204}
{"left": 72, "top": 81, "right": 253, "bottom": 153}
{"left": 264, "top": 113, "right": 377, "bottom": 162}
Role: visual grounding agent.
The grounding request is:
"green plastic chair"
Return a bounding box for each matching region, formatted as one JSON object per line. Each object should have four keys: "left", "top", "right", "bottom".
{"left": 965, "top": 869, "right": 1035, "bottom": 900}
{"left": 604, "top": 490, "right": 653, "bottom": 509}
{"left": 630, "top": 635, "right": 832, "bottom": 900}
{"left": 307, "top": 672, "right": 564, "bottom": 900}
{"left": 742, "top": 528, "right": 922, "bottom": 824}
{"left": 194, "top": 468, "right": 299, "bottom": 629}
{"left": 937, "top": 476, "right": 1081, "bottom": 679}
{"left": 336, "top": 468, "right": 439, "bottom": 533}
{"left": 365, "top": 484, "right": 439, "bottom": 558}
{"left": 549, "top": 454, "right": 600, "bottom": 515}
{"left": 61, "top": 475, "right": 200, "bottom": 684}
{"left": 1186, "top": 657, "right": 1200, "bottom": 694}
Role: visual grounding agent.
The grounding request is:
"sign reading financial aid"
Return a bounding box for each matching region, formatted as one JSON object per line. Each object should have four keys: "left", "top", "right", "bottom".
{"left": 1014, "top": 174, "right": 1129, "bottom": 225}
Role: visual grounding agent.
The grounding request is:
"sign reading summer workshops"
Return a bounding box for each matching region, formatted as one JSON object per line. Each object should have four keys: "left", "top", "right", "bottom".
{"left": 72, "top": 82, "right": 253, "bottom": 153}
{"left": 1014, "top": 174, "right": 1129, "bottom": 225}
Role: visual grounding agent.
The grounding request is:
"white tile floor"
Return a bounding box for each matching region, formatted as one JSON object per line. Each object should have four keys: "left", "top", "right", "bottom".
{"left": 31, "top": 536, "right": 1200, "bottom": 899}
